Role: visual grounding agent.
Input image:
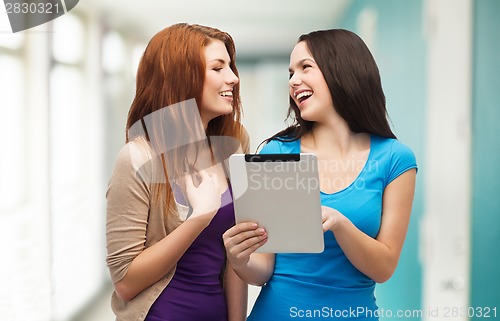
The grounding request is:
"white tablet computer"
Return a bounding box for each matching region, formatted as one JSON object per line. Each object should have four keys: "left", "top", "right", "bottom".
{"left": 228, "top": 153, "right": 324, "bottom": 253}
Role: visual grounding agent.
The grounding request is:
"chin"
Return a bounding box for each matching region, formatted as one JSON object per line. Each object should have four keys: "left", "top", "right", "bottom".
{"left": 211, "top": 109, "right": 233, "bottom": 121}
{"left": 202, "top": 105, "right": 232, "bottom": 119}
{"left": 298, "top": 105, "right": 324, "bottom": 122}
{"left": 298, "top": 112, "right": 315, "bottom": 122}
{"left": 220, "top": 105, "right": 234, "bottom": 115}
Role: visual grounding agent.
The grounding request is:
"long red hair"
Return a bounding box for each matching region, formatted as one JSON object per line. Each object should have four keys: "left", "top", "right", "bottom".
{"left": 125, "top": 23, "right": 247, "bottom": 224}
{"left": 127, "top": 23, "right": 243, "bottom": 140}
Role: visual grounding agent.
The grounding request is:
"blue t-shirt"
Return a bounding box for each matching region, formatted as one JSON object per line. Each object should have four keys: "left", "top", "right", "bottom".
{"left": 248, "top": 135, "right": 417, "bottom": 321}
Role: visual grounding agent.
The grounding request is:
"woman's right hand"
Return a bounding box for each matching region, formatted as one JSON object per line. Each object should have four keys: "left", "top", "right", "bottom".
{"left": 223, "top": 222, "right": 268, "bottom": 268}
{"left": 184, "top": 170, "right": 221, "bottom": 223}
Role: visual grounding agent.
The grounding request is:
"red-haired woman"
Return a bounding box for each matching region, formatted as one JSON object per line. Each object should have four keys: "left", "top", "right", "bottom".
{"left": 106, "top": 23, "right": 249, "bottom": 321}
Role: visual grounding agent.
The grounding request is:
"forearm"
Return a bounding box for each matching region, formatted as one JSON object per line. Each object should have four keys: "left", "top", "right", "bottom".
{"left": 332, "top": 217, "right": 399, "bottom": 283}
{"left": 328, "top": 170, "right": 415, "bottom": 283}
{"left": 225, "top": 264, "right": 248, "bottom": 321}
{"left": 115, "top": 215, "right": 209, "bottom": 300}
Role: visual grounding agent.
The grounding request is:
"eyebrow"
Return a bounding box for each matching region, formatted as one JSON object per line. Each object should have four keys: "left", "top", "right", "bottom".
{"left": 288, "top": 58, "right": 315, "bottom": 72}
{"left": 208, "top": 58, "right": 231, "bottom": 64}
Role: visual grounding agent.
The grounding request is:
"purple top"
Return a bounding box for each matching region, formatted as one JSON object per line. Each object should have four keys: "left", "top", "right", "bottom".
{"left": 145, "top": 188, "right": 234, "bottom": 321}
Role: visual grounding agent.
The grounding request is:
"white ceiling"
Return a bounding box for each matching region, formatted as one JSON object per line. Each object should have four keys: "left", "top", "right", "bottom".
{"left": 84, "top": 0, "right": 352, "bottom": 58}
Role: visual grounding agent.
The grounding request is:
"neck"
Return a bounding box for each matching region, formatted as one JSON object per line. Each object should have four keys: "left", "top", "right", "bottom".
{"left": 305, "top": 120, "right": 367, "bottom": 157}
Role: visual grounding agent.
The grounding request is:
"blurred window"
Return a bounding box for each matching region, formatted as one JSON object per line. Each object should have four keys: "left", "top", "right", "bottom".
{"left": 50, "top": 13, "right": 100, "bottom": 320}
{"left": 102, "top": 31, "right": 126, "bottom": 74}
{"left": 0, "top": 38, "right": 25, "bottom": 212}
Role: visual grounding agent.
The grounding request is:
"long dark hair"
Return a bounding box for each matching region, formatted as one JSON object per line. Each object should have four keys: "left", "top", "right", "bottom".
{"left": 265, "top": 29, "right": 396, "bottom": 145}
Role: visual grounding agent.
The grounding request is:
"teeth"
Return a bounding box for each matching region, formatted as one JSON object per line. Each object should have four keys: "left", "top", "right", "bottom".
{"left": 296, "top": 91, "right": 313, "bottom": 100}
{"left": 220, "top": 91, "right": 233, "bottom": 97}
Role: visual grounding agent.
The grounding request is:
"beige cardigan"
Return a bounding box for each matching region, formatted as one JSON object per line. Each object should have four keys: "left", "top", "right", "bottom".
{"left": 106, "top": 131, "right": 249, "bottom": 321}
{"left": 106, "top": 139, "right": 189, "bottom": 321}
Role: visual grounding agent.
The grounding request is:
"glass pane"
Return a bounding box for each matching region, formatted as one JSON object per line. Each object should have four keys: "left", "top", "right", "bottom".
{"left": 52, "top": 13, "right": 84, "bottom": 64}
{"left": 131, "top": 42, "right": 147, "bottom": 76}
{"left": 49, "top": 64, "right": 83, "bottom": 188}
{"left": 0, "top": 55, "right": 25, "bottom": 211}
{"left": 0, "top": 32, "right": 24, "bottom": 50}
{"left": 357, "top": 8, "right": 378, "bottom": 57}
{"left": 49, "top": 64, "right": 90, "bottom": 320}
{"left": 102, "top": 31, "right": 125, "bottom": 74}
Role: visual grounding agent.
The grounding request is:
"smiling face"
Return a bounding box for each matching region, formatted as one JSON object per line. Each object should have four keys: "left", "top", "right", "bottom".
{"left": 288, "top": 41, "right": 334, "bottom": 122}
{"left": 200, "top": 40, "right": 239, "bottom": 127}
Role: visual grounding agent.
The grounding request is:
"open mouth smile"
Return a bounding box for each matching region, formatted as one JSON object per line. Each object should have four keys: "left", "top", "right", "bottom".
{"left": 294, "top": 90, "right": 313, "bottom": 104}
{"left": 219, "top": 90, "right": 233, "bottom": 97}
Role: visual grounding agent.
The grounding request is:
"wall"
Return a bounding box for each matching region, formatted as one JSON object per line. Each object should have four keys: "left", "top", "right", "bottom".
{"left": 471, "top": 0, "right": 500, "bottom": 317}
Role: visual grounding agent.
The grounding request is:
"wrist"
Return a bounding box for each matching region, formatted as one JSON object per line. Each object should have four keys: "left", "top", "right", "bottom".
{"left": 186, "top": 210, "right": 215, "bottom": 228}
{"left": 229, "top": 259, "right": 249, "bottom": 271}
{"left": 331, "top": 212, "right": 347, "bottom": 232}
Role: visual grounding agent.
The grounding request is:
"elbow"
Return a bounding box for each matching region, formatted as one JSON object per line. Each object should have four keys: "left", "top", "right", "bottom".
{"left": 373, "top": 274, "right": 392, "bottom": 284}
{"left": 372, "top": 266, "right": 396, "bottom": 284}
{"left": 249, "top": 280, "right": 267, "bottom": 287}
{"left": 247, "top": 271, "right": 273, "bottom": 287}
{"left": 233, "top": 273, "right": 266, "bottom": 287}
{"left": 114, "top": 280, "right": 137, "bottom": 302}
{"left": 234, "top": 272, "right": 271, "bottom": 287}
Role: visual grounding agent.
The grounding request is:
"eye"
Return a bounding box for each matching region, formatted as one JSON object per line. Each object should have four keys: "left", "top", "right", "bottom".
{"left": 302, "top": 64, "right": 312, "bottom": 70}
{"left": 213, "top": 67, "right": 223, "bottom": 72}
{"left": 288, "top": 72, "right": 294, "bottom": 79}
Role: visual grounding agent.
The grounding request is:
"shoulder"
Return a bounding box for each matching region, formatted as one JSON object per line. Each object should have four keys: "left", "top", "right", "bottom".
{"left": 110, "top": 137, "right": 164, "bottom": 187}
{"left": 372, "top": 135, "right": 416, "bottom": 164}
{"left": 112, "top": 138, "right": 152, "bottom": 175}
{"left": 259, "top": 138, "right": 299, "bottom": 154}
{"left": 390, "top": 138, "right": 417, "bottom": 168}
{"left": 371, "top": 135, "right": 417, "bottom": 185}
{"left": 259, "top": 139, "right": 283, "bottom": 154}
{"left": 114, "top": 138, "right": 150, "bottom": 169}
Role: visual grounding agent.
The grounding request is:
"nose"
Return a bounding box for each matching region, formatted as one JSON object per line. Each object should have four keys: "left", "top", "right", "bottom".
{"left": 226, "top": 69, "right": 239, "bottom": 86}
{"left": 288, "top": 73, "right": 301, "bottom": 87}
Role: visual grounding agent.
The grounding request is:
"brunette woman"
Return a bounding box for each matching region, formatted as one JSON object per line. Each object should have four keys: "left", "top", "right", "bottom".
{"left": 223, "top": 29, "right": 417, "bottom": 320}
